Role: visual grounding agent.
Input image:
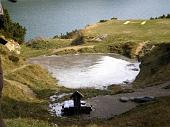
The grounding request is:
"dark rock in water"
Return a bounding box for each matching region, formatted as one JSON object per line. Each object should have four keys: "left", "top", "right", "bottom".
{"left": 163, "top": 85, "right": 170, "bottom": 89}
{"left": 127, "top": 64, "right": 135, "bottom": 67}
{"left": 123, "top": 80, "right": 130, "bottom": 84}
{"left": 132, "top": 68, "right": 139, "bottom": 71}
{"left": 132, "top": 96, "right": 155, "bottom": 103}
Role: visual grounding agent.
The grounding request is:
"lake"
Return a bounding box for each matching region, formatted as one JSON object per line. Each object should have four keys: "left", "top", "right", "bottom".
{"left": 29, "top": 54, "right": 140, "bottom": 89}
{"left": 1, "top": 0, "right": 170, "bottom": 41}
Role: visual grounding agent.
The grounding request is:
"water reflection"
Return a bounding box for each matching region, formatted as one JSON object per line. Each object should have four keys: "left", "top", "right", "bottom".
{"left": 29, "top": 54, "right": 140, "bottom": 89}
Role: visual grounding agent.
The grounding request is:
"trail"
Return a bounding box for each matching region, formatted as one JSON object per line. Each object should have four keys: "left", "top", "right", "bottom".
{"left": 52, "top": 45, "right": 94, "bottom": 53}
{"left": 8, "top": 64, "right": 30, "bottom": 74}
{"left": 85, "top": 81, "right": 170, "bottom": 119}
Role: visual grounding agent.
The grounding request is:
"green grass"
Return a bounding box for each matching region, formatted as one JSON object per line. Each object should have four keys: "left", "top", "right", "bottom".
{"left": 5, "top": 118, "right": 53, "bottom": 127}
{"left": 5, "top": 64, "right": 58, "bottom": 98}
{"left": 84, "top": 19, "right": 170, "bottom": 43}
{"left": 21, "top": 38, "right": 72, "bottom": 58}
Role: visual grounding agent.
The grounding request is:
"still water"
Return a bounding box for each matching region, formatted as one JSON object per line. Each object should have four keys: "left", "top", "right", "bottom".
{"left": 1, "top": 0, "right": 170, "bottom": 40}
{"left": 29, "top": 54, "right": 140, "bottom": 89}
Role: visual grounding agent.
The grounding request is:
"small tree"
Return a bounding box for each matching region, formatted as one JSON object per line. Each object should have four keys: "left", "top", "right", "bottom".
{"left": 71, "top": 32, "right": 85, "bottom": 45}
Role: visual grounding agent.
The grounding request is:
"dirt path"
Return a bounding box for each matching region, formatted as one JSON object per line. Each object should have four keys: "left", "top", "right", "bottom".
{"left": 85, "top": 81, "right": 170, "bottom": 119}
{"left": 52, "top": 45, "right": 94, "bottom": 53}
{"left": 9, "top": 64, "right": 30, "bottom": 74}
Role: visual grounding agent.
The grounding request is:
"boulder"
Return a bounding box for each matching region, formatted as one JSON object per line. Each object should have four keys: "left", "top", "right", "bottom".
{"left": 120, "top": 97, "right": 129, "bottom": 102}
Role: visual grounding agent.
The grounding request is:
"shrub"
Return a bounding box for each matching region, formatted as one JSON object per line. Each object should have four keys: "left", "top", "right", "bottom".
{"left": 111, "top": 17, "right": 117, "bottom": 20}
{"left": 99, "top": 19, "right": 108, "bottom": 23}
{"left": 54, "top": 29, "right": 80, "bottom": 39}
{"left": 150, "top": 14, "right": 170, "bottom": 20}
{"left": 71, "top": 32, "right": 85, "bottom": 45}
{"left": 8, "top": 53, "right": 19, "bottom": 63}
{"left": 0, "top": 45, "right": 8, "bottom": 55}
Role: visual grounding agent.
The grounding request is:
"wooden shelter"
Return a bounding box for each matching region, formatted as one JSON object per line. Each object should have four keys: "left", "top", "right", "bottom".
{"left": 70, "top": 91, "right": 84, "bottom": 114}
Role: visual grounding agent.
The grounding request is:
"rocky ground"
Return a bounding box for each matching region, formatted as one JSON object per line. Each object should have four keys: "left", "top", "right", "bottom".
{"left": 83, "top": 81, "right": 170, "bottom": 119}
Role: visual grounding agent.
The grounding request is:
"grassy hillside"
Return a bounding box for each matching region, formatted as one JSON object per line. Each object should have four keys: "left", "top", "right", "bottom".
{"left": 134, "top": 42, "right": 170, "bottom": 88}
{"left": 83, "top": 19, "right": 170, "bottom": 43}
{"left": 21, "top": 38, "right": 72, "bottom": 58}
{"left": 0, "top": 45, "right": 59, "bottom": 127}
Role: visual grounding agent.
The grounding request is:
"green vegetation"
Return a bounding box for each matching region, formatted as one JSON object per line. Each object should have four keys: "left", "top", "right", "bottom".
{"left": 71, "top": 32, "right": 85, "bottom": 45}
{"left": 150, "top": 13, "right": 170, "bottom": 20}
{"left": 83, "top": 19, "right": 170, "bottom": 43}
{"left": 0, "top": 9, "right": 26, "bottom": 44}
{"left": 134, "top": 42, "right": 170, "bottom": 88}
{"left": 54, "top": 29, "right": 80, "bottom": 39}
{"left": 99, "top": 19, "right": 108, "bottom": 23}
{"left": 27, "top": 38, "right": 71, "bottom": 50}
{"left": 21, "top": 38, "right": 72, "bottom": 58}
{"left": 0, "top": 45, "right": 58, "bottom": 126}
{"left": 6, "top": 118, "right": 52, "bottom": 127}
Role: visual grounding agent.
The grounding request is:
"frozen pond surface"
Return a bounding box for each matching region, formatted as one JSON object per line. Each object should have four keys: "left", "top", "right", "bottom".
{"left": 29, "top": 54, "right": 140, "bottom": 89}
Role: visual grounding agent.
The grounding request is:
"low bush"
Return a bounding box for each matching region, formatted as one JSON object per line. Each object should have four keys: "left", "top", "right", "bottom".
{"left": 71, "top": 32, "right": 85, "bottom": 45}
{"left": 8, "top": 53, "right": 19, "bottom": 63}
{"left": 99, "top": 19, "right": 108, "bottom": 23}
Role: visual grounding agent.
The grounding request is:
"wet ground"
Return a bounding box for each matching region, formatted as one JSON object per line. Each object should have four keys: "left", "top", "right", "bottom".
{"left": 84, "top": 81, "right": 170, "bottom": 119}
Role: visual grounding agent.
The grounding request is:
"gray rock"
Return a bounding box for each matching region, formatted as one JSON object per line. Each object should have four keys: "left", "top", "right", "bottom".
{"left": 120, "top": 97, "right": 129, "bottom": 102}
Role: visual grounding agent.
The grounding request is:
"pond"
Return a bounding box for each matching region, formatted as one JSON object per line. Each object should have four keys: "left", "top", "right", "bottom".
{"left": 29, "top": 54, "right": 140, "bottom": 89}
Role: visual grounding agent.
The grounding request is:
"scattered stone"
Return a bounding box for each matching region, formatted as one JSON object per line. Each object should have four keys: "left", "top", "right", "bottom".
{"left": 123, "top": 80, "right": 130, "bottom": 84}
{"left": 163, "top": 85, "right": 170, "bottom": 89}
{"left": 120, "top": 97, "right": 129, "bottom": 102}
{"left": 132, "top": 96, "right": 155, "bottom": 103}
{"left": 131, "top": 68, "right": 139, "bottom": 71}
{"left": 127, "top": 64, "right": 135, "bottom": 67}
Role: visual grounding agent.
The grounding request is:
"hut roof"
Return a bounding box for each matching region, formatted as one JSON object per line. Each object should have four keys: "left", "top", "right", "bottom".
{"left": 70, "top": 91, "right": 84, "bottom": 99}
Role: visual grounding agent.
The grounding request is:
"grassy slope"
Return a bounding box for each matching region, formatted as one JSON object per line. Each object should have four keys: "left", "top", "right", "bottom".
{"left": 83, "top": 19, "right": 170, "bottom": 42}
{"left": 0, "top": 45, "right": 59, "bottom": 126}
{"left": 134, "top": 42, "right": 170, "bottom": 88}
{"left": 21, "top": 38, "right": 72, "bottom": 58}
